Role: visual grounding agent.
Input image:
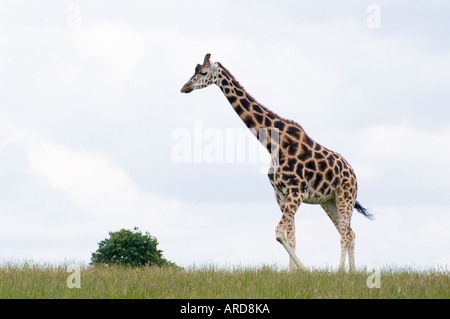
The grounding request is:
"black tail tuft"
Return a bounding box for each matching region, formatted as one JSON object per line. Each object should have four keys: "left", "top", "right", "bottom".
{"left": 354, "top": 201, "right": 375, "bottom": 220}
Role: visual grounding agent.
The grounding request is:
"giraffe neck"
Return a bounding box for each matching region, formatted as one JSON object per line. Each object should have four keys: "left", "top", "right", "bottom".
{"left": 215, "top": 63, "right": 305, "bottom": 152}
{"left": 216, "top": 63, "right": 269, "bottom": 131}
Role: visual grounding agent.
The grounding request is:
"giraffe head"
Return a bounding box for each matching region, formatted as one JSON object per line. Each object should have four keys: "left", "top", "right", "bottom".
{"left": 181, "top": 53, "right": 219, "bottom": 93}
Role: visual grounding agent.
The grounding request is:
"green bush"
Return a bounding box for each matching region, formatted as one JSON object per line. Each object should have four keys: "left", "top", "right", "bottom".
{"left": 91, "top": 227, "right": 174, "bottom": 267}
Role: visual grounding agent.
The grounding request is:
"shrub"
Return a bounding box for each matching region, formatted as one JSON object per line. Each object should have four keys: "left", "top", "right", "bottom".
{"left": 91, "top": 227, "right": 174, "bottom": 267}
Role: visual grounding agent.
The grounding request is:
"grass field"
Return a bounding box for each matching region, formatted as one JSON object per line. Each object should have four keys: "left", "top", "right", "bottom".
{"left": 0, "top": 262, "right": 448, "bottom": 299}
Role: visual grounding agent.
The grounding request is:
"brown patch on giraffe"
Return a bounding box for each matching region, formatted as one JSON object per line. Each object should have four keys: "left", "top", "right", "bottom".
{"left": 336, "top": 159, "right": 344, "bottom": 171}
{"left": 234, "top": 105, "right": 244, "bottom": 116}
{"left": 331, "top": 176, "right": 339, "bottom": 188}
{"left": 287, "top": 125, "right": 301, "bottom": 139}
{"left": 221, "top": 71, "right": 231, "bottom": 80}
{"left": 243, "top": 115, "right": 256, "bottom": 128}
{"left": 289, "top": 176, "right": 300, "bottom": 186}
{"left": 327, "top": 154, "right": 336, "bottom": 167}
{"left": 304, "top": 170, "right": 314, "bottom": 180}
{"left": 298, "top": 143, "right": 313, "bottom": 161}
{"left": 312, "top": 173, "right": 323, "bottom": 189}
{"left": 274, "top": 120, "right": 286, "bottom": 131}
{"left": 283, "top": 158, "right": 297, "bottom": 172}
{"left": 304, "top": 135, "right": 315, "bottom": 148}
{"left": 318, "top": 160, "right": 327, "bottom": 172}
{"left": 252, "top": 104, "right": 263, "bottom": 114}
{"left": 334, "top": 165, "right": 340, "bottom": 174}
{"left": 314, "top": 143, "right": 322, "bottom": 151}
{"left": 254, "top": 113, "right": 264, "bottom": 124}
{"left": 305, "top": 160, "right": 316, "bottom": 171}
{"left": 240, "top": 98, "right": 251, "bottom": 110}
{"left": 227, "top": 95, "right": 237, "bottom": 104}
{"left": 283, "top": 138, "right": 298, "bottom": 156}
{"left": 295, "top": 163, "right": 304, "bottom": 178}
{"left": 325, "top": 168, "right": 334, "bottom": 182}
{"left": 314, "top": 151, "right": 324, "bottom": 160}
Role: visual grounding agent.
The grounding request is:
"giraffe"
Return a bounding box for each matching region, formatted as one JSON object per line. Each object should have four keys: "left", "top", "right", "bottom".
{"left": 181, "top": 54, "right": 373, "bottom": 271}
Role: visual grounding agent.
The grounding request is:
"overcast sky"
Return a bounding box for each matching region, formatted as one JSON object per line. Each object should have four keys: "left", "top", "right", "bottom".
{"left": 0, "top": 0, "right": 449, "bottom": 270}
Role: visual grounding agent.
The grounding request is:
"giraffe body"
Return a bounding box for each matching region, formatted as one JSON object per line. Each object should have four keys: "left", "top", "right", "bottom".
{"left": 181, "top": 54, "right": 373, "bottom": 271}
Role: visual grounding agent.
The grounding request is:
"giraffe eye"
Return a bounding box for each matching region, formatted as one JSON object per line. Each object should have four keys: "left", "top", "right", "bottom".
{"left": 200, "top": 72, "right": 207, "bottom": 76}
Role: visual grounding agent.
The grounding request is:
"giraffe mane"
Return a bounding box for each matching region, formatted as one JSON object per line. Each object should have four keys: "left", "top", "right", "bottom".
{"left": 216, "top": 62, "right": 303, "bottom": 129}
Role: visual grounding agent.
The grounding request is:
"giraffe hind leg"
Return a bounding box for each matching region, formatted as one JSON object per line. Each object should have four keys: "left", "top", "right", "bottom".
{"left": 336, "top": 197, "right": 356, "bottom": 272}
{"left": 321, "top": 199, "right": 355, "bottom": 271}
{"left": 320, "top": 200, "right": 340, "bottom": 233}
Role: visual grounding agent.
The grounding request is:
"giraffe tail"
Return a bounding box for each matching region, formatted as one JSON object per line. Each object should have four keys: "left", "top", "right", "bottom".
{"left": 354, "top": 201, "right": 375, "bottom": 220}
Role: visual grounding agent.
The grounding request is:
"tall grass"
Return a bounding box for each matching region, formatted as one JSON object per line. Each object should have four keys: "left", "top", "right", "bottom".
{"left": 0, "top": 262, "right": 448, "bottom": 299}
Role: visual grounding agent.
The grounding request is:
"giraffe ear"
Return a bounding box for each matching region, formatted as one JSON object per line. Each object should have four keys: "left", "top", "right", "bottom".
{"left": 203, "top": 53, "right": 211, "bottom": 67}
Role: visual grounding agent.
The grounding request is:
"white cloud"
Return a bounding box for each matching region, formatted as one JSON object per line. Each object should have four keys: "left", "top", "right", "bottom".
{"left": 70, "top": 20, "right": 149, "bottom": 86}
{"left": 351, "top": 123, "right": 450, "bottom": 205}
{"left": 351, "top": 162, "right": 378, "bottom": 182}
{"left": 358, "top": 124, "right": 450, "bottom": 172}
{"left": 1, "top": 125, "right": 137, "bottom": 215}
{"left": 28, "top": 141, "right": 139, "bottom": 216}
{"left": 353, "top": 205, "right": 450, "bottom": 268}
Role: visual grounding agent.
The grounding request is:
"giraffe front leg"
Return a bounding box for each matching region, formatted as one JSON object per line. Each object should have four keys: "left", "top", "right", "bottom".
{"left": 273, "top": 188, "right": 308, "bottom": 271}
{"left": 275, "top": 216, "right": 297, "bottom": 271}
{"left": 275, "top": 211, "right": 307, "bottom": 271}
{"left": 286, "top": 223, "right": 297, "bottom": 271}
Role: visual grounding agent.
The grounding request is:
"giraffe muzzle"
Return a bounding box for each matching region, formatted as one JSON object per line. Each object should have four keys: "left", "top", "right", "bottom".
{"left": 180, "top": 83, "right": 193, "bottom": 93}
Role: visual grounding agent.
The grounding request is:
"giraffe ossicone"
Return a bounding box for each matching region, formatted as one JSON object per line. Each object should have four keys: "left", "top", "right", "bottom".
{"left": 181, "top": 53, "right": 374, "bottom": 271}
